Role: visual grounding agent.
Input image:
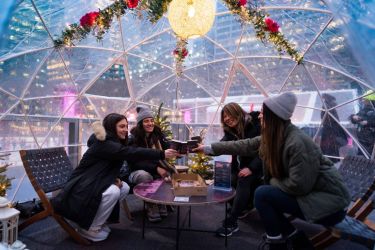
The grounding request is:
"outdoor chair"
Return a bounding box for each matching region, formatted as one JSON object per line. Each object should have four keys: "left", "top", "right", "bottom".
{"left": 311, "top": 155, "right": 375, "bottom": 249}
{"left": 19, "top": 147, "right": 90, "bottom": 245}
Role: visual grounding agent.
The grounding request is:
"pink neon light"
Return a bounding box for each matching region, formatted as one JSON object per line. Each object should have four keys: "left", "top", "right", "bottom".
{"left": 184, "top": 111, "right": 191, "bottom": 123}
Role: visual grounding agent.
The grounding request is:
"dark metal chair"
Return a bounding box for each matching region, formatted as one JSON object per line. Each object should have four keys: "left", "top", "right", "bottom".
{"left": 19, "top": 147, "right": 90, "bottom": 245}
{"left": 311, "top": 156, "right": 375, "bottom": 249}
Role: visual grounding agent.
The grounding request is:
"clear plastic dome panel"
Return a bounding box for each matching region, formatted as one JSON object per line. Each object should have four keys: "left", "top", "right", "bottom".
{"left": 0, "top": 0, "right": 53, "bottom": 58}
{"left": 0, "top": 116, "right": 39, "bottom": 151}
{"left": 127, "top": 54, "right": 175, "bottom": 98}
{"left": 0, "top": 92, "right": 18, "bottom": 114}
{"left": 304, "top": 21, "right": 371, "bottom": 85}
{"left": 129, "top": 30, "right": 176, "bottom": 67}
{"left": 60, "top": 48, "right": 124, "bottom": 93}
{"left": 122, "top": 14, "right": 171, "bottom": 51}
{"left": 85, "top": 95, "right": 130, "bottom": 119}
{"left": 0, "top": 49, "right": 52, "bottom": 97}
{"left": 184, "top": 59, "right": 233, "bottom": 99}
{"left": 86, "top": 63, "right": 130, "bottom": 97}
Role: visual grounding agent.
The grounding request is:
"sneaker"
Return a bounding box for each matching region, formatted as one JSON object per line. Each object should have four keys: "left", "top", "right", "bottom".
{"left": 78, "top": 228, "right": 109, "bottom": 242}
{"left": 147, "top": 204, "right": 162, "bottom": 222}
{"left": 215, "top": 219, "right": 239, "bottom": 237}
{"left": 101, "top": 224, "right": 111, "bottom": 233}
{"left": 258, "top": 234, "right": 288, "bottom": 250}
{"left": 158, "top": 204, "right": 168, "bottom": 217}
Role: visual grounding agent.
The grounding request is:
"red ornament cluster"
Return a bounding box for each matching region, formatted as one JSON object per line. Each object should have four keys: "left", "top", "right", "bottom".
{"left": 126, "top": 0, "right": 139, "bottom": 8}
{"left": 79, "top": 11, "right": 100, "bottom": 27}
{"left": 238, "top": 0, "right": 247, "bottom": 7}
{"left": 173, "top": 48, "right": 188, "bottom": 58}
{"left": 264, "top": 17, "right": 279, "bottom": 33}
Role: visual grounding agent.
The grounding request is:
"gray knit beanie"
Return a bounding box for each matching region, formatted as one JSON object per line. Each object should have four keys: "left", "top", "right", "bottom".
{"left": 263, "top": 92, "right": 297, "bottom": 120}
{"left": 136, "top": 106, "right": 154, "bottom": 123}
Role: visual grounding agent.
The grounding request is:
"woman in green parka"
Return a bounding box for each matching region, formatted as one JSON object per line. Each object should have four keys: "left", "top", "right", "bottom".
{"left": 194, "top": 92, "right": 350, "bottom": 250}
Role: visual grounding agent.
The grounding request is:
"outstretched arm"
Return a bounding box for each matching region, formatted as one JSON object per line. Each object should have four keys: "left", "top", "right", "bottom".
{"left": 211, "top": 136, "right": 261, "bottom": 157}
{"left": 193, "top": 136, "right": 261, "bottom": 158}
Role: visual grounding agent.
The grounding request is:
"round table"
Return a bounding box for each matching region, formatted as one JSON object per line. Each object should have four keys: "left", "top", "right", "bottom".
{"left": 133, "top": 179, "right": 236, "bottom": 249}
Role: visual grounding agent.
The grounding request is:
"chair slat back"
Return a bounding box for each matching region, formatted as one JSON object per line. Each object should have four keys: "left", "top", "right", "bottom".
{"left": 338, "top": 156, "right": 375, "bottom": 202}
{"left": 20, "top": 147, "right": 73, "bottom": 193}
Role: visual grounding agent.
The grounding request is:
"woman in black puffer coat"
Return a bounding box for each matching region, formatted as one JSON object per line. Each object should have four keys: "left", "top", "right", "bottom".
{"left": 215, "top": 102, "right": 263, "bottom": 237}
{"left": 52, "top": 113, "right": 177, "bottom": 242}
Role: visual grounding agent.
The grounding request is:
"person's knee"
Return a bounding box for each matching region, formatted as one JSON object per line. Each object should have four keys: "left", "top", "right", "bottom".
{"left": 106, "top": 184, "right": 121, "bottom": 201}
{"left": 254, "top": 185, "right": 271, "bottom": 207}
{"left": 119, "top": 181, "right": 130, "bottom": 200}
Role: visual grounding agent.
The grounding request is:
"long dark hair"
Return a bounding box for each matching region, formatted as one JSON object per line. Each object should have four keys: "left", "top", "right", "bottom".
{"left": 130, "top": 120, "right": 164, "bottom": 148}
{"left": 259, "top": 104, "right": 288, "bottom": 179}
{"left": 103, "top": 113, "right": 128, "bottom": 145}
{"left": 221, "top": 102, "right": 247, "bottom": 139}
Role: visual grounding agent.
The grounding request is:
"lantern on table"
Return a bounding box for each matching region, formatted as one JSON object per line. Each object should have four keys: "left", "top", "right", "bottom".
{"left": 0, "top": 197, "right": 19, "bottom": 245}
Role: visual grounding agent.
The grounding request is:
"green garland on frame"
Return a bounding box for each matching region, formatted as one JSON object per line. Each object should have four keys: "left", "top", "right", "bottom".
{"left": 223, "top": 0, "right": 303, "bottom": 63}
{"left": 53, "top": 0, "right": 303, "bottom": 63}
{"left": 145, "top": 0, "right": 173, "bottom": 23}
{"left": 54, "top": 1, "right": 128, "bottom": 47}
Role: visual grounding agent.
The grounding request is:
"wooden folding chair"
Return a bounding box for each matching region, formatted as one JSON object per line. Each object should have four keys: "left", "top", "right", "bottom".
{"left": 311, "top": 156, "right": 375, "bottom": 249}
{"left": 19, "top": 147, "right": 90, "bottom": 245}
{"left": 122, "top": 199, "right": 134, "bottom": 220}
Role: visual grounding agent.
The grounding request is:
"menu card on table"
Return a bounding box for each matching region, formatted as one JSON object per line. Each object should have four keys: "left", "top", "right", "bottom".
{"left": 213, "top": 161, "right": 231, "bottom": 191}
{"left": 136, "top": 179, "right": 163, "bottom": 196}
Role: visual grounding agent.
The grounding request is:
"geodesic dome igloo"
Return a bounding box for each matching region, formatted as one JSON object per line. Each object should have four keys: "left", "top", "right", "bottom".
{"left": 0, "top": 0, "right": 374, "bottom": 202}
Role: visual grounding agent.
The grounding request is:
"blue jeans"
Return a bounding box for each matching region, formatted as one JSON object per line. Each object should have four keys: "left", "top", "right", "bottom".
{"left": 254, "top": 185, "right": 345, "bottom": 237}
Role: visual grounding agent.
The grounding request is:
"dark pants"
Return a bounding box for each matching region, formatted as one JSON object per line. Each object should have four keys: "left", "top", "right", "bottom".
{"left": 254, "top": 185, "right": 346, "bottom": 237}
{"left": 230, "top": 174, "right": 261, "bottom": 220}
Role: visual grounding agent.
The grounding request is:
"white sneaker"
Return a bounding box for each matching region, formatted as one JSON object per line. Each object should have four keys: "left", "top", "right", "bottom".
{"left": 101, "top": 224, "right": 111, "bottom": 233}
{"left": 78, "top": 228, "right": 109, "bottom": 242}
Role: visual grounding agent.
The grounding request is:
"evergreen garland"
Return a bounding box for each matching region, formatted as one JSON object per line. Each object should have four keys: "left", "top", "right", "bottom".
{"left": 145, "top": 0, "right": 173, "bottom": 23}
{"left": 54, "top": 1, "right": 127, "bottom": 47}
{"left": 53, "top": 0, "right": 302, "bottom": 63}
{"left": 222, "top": 0, "right": 303, "bottom": 63}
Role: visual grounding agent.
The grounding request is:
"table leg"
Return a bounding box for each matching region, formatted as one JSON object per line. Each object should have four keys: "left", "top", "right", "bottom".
{"left": 176, "top": 206, "right": 180, "bottom": 250}
{"left": 142, "top": 201, "right": 146, "bottom": 239}
{"left": 188, "top": 206, "right": 191, "bottom": 228}
{"left": 225, "top": 202, "right": 228, "bottom": 247}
